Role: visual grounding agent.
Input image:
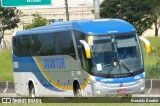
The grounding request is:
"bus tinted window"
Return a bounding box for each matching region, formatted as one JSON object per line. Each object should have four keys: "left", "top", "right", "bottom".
{"left": 13, "top": 31, "right": 75, "bottom": 57}
{"left": 13, "top": 36, "right": 21, "bottom": 56}
{"left": 33, "top": 33, "right": 55, "bottom": 56}
{"left": 13, "top": 35, "right": 31, "bottom": 57}
{"left": 74, "top": 30, "right": 85, "bottom": 46}
{"left": 56, "top": 31, "right": 75, "bottom": 55}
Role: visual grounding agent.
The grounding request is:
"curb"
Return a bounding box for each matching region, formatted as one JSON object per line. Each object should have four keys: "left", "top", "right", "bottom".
{"left": 145, "top": 80, "right": 151, "bottom": 88}
{"left": 0, "top": 82, "right": 15, "bottom": 93}
{"left": 8, "top": 82, "right": 15, "bottom": 89}
{"left": 0, "top": 82, "right": 6, "bottom": 89}
{"left": 152, "top": 80, "right": 160, "bottom": 88}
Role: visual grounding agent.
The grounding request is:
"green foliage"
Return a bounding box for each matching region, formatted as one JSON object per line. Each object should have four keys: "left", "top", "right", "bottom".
{"left": 100, "top": 0, "right": 155, "bottom": 35}
{"left": 0, "top": 6, "right": 21, "bottom": 42}
{"left": 151, "top": 0, "right": 160, "bottom": 36}
{"left": 24, "top": 13, "right": 48, "bottom": 30}
{"left": 145, "top": 61, "right": 160, "bottom": 79}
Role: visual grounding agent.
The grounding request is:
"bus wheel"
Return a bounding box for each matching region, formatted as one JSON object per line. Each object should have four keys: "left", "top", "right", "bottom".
{"left": 29, "top": 84, "right": 35, "bottom": 97}
{"left": 74, "top": 84, "right": 82, "bottom": 97}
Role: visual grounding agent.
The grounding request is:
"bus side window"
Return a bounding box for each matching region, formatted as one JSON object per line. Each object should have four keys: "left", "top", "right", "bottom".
{"left": 13, "top": 37, "right": 19, "bottom": 56}
{"left": 73, "top": 30, "right": 85, "bottom": 60}
{"left": 19, "top": 35, "right": 31, "bottom": 56}
{"left": 74, "top": 30, "right": 85, "bottom": 46}
{"left": 56, "top": 31, "right": 76, "bottom": 58}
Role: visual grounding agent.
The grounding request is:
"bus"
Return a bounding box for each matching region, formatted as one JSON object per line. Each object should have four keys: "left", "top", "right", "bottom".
{"left": 12, "top": 19, "right": 145, "bottom": 97}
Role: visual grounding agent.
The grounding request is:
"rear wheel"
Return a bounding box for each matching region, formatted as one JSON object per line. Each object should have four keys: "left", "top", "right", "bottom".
{"left": 29, "top": 84, "right": 35, "bottom": 97}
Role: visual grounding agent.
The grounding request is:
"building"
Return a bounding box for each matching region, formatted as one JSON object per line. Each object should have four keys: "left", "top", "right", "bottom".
{"left": 4, "top": 0, "right": 96, "bottom": 46}
{"left": 3, "top": 0, "right": 159, "bottom": 47}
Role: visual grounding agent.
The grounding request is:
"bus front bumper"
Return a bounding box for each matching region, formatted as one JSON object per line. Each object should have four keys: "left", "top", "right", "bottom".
{"left": 91, "top": 80, "right": 145, "bottom": 96}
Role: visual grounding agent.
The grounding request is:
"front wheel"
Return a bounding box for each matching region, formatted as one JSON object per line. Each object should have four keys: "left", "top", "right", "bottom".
{"left": 74, "top": 84, "right": 82, "bottom": 97}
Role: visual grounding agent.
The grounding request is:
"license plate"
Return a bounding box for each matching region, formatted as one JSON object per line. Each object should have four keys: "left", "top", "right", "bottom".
{"left": 117, "top": 89, "right": 126, "bottom": 93}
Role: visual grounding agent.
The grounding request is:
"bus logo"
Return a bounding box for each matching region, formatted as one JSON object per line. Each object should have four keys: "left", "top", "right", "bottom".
{"left": 119, "top": 83, "right": 123, "bottom": 87}
{"left": 44, "top": 57, "right": 65, "bottom": 69}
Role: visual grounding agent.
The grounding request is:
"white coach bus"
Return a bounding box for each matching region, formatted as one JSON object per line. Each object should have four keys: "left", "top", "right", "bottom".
{"left": 12, "top": 19, "right": 145, "bottom": 97}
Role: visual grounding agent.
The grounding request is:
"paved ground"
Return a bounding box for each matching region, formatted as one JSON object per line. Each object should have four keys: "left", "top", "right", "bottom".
{"left": 0, "top": 80, "right": 159, "bottom": 97}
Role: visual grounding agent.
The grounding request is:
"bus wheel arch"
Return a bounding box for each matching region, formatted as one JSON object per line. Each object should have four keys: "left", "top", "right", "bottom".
{"left": 73, "top": 80, "right": 82, "bottom": 97}
{"left": 28, "top": 80, "right": 36, "bottom": 97}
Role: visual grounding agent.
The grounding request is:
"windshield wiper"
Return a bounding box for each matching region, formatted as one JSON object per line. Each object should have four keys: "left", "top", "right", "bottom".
{"left": 119, "top": 61, "right": 134, "bottom": 76}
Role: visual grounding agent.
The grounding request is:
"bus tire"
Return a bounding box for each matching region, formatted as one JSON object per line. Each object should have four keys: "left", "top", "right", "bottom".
{"left": 74, "top": 83, "right": 82, "bottom": 97}
{"left": 29, "top": 84, "right": 35, "bottom": 97}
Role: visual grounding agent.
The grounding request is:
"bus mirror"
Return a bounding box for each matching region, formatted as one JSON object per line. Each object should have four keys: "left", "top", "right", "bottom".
{"left": 79, "top": 40, "right": 91, "bottom": 59}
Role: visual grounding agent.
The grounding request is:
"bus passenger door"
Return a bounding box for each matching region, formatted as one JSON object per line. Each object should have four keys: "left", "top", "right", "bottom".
{"left": 78, "top": 46, "right": 93, "bottom": 96}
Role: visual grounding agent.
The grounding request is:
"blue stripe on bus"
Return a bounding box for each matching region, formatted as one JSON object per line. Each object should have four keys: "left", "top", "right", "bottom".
{"left": 12, "top": 55, "right": 63, "bottom": 92}
{"left": 95, "top": 72, "right": 144, "bottom": 84}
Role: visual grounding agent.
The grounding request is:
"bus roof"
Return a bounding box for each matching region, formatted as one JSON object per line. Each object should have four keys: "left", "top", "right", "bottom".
{"left": 15, "top": 19, "right": 136, "bottom": 36}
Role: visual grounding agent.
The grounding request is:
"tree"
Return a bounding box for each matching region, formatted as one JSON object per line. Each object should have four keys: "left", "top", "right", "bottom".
{"left": 0, "top": 6, "right": 21, "bottom": 43}
{"left": 151, "top": 0, "right": 160, "bottom": 36}
{"left": 24, "top": 13, "right": 48, "bottom": 30}
{"left": 100, "top": 0, "right": 155, "bottom": 35}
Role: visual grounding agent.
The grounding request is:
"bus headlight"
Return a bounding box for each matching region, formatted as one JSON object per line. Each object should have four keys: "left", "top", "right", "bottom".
{"left": 137, "top": 78, "right": 145, "bottom": 83}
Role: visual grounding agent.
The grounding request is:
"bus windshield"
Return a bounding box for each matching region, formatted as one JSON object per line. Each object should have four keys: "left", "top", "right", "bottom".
{"left": 90, "top": 33, "right": 143, "bottom": 78}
